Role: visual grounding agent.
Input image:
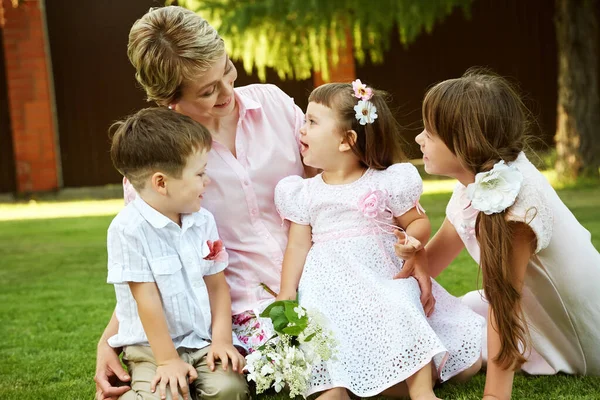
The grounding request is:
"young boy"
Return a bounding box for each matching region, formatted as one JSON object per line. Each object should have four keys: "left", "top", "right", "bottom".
{"left": 107, "top": 108, "right": 248, "bottom": 400}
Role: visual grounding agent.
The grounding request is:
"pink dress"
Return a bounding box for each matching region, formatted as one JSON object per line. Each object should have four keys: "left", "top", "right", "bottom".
{"left": 275, "top": 164, "right": 484, "bottom": 397}
{"left": 447, "top": 152, "right": 600, "bottom": 375}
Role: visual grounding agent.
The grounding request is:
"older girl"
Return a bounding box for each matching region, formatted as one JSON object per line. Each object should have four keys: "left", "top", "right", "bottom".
{"left": 415, "top": 70, "right": 600, "bottom": 399}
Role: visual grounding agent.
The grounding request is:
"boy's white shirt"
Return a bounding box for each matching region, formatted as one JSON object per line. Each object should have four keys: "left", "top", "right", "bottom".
{"left": 106, "top": 195, "right": 240, "bottom": 349}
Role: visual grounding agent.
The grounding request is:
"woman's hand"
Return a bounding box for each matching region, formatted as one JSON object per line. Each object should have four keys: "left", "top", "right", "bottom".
{"left": 94, "top": 341, "right": 130, "bottom": 400}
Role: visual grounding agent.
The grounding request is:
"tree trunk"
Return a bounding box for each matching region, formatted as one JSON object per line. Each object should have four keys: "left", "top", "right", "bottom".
{"left": 554, "top": 0, "right": 600, "bottom": 181}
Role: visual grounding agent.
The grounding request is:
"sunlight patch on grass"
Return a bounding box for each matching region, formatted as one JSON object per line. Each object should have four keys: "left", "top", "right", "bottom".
{"left": 423, "top": 178, "right": 458, "bottom": 194}
{"left": 0, "top": 199, "right": 123, "bottom": 221}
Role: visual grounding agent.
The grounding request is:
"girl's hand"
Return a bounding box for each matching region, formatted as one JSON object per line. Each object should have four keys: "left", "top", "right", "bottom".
{"left": 207, "top": 342, "right": 246, "bottom": 374}
{"left": 151, "top": 358, "right": 197, "bottom": 400}
{"left": 394, "top": 250, "right": 435, "bottom": 317}
{"left": 393, "top": 230, "right": 423, "bottom": 259}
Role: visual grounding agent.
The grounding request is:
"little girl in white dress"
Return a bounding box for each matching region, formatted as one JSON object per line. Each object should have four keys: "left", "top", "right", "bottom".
{"left": 275, "top": 81, "right": 484, "bottom": 399}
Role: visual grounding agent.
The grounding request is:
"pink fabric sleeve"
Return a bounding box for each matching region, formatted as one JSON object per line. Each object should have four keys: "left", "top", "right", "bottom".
{"left": 123, "top": 177, "right": 137, "bottom": 205}
{"left": 292, "top": 102, "right": 304, "bottom": 152}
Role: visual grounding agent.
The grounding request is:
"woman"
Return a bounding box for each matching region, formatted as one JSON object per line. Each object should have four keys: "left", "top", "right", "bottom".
{"left": 95, "top": 6, "right": 434, "bottom": 399}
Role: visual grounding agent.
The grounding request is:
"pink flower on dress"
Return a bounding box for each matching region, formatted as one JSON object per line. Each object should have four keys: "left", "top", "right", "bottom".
{"left": 204, "top": 239, "right": 228, "bottom": 262}
{"left": 358, "top": 189, "right": 388, "bottom": 219}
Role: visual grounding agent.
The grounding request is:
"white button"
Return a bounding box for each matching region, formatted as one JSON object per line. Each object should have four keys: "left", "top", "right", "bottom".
{"left": 251, "top": 209, "right": 257, "bottom": 216}
{"left": 243, "top": 180, "right": 249, "bottom": 186}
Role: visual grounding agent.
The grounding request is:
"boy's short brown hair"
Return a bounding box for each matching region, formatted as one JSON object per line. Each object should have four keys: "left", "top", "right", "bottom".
{"left": 110, "top": 108, "right": 212, "bottom": 190}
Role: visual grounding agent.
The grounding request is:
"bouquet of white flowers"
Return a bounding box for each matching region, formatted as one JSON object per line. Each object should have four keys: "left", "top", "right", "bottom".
{"left": 245, "top": 300, "right": 336, "bottom": 398}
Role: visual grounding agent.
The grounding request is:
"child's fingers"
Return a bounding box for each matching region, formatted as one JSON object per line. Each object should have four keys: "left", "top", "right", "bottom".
{"left": 206, "top": 350, "right": 215, "bottom": 371}
{"left": 226, "top": 349, "right": 244, "bottom": 373}
{"left": 159, "top": 378, "right": 168, "bottom": 400}
{"left": 178, "top": 375, "right": 190, "bottom": 400}
{"left": 393, "top": 229, "right": 407, "bottom": 243}
{"left": 219, "top": 351, "right": 230, "bottom": 371}
{"left": 425, "top": 295, "right": 436, "bottom": 317}
{"left": 394, "top": 243, "right": 416, "bottom": 259}
{"left": 150, "top": 374, "right": 160, "bottom": 394}
{"left": 237, "top": 352, "right": 246, "bottom": 374}
{"left": 394, "top": 257, "right": 414, "bottom": 279}
{"left": 188, "top": 366, "right": 198, "bottom": 383}
{"left": 169, "top": 377, "right": 179, "bottom": 400}
{"left": 406, "top": 236, "right": 423, "bottom": 251}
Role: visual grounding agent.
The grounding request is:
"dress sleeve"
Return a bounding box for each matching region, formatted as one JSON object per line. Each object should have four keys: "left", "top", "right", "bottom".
{"left": 274, "top": 175, "right": 310, "bottom": 225}
{"left": 506, "top": 180, "right": 553, "bottom": 254}
{"left": 385, "top": 163, "right": 424, "bottom": 217}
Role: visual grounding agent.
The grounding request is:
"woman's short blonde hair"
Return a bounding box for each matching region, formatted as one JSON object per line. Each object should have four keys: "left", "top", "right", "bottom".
{"left": 128, "top": 6, "right": 225, "bottom": 105}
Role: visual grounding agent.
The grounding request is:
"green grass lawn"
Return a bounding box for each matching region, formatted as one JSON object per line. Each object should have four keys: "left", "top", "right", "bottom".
{"left": 1, "top": 185, "right": 599, "bottom": 399}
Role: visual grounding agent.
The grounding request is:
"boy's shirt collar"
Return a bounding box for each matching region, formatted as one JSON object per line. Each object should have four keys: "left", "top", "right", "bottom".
{"left": 132, "top": 195, "right": 207, "bottom": 231}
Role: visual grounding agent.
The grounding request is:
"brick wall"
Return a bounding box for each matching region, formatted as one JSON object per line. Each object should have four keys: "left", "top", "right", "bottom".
{"left": 1, "top": 0, "right": 59, "bottom": 193}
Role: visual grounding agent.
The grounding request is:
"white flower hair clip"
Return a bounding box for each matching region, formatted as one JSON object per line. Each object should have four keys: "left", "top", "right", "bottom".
{"left": 466, "top": 160, "right": 523, "bottom": 215}
{"left": 352, "top": 79, "right": 378, "bottom": 125}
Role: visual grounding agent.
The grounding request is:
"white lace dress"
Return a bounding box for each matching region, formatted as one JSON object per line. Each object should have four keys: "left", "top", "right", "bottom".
{"left": 448, "top": 153, "right": 600, "bottom": 376}
{"left": 275, "top": 163, "right": 484, "bottom": 397}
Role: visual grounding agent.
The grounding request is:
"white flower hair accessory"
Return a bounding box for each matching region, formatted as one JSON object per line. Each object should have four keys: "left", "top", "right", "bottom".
{"left": 354, "top": 100, "right": 378, "bottom": 125}
{"left": 466, "top": 160, "right": 523, "bottom": 215}
{"left": 351, "top": 79, "right": 378, "bottom": 125}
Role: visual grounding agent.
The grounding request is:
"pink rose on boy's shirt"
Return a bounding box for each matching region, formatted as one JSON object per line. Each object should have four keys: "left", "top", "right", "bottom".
{"left": 204, "top": 239, "right": 228, "bottom": 263}
{"left": 358, "top": 189, "right": 388, "bottom": 219}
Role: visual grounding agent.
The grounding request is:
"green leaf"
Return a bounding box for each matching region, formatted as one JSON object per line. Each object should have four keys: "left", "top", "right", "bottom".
{"left": 260, "top": 299, "right": 298, "bottom": 318}
{"left": 281, "top": 302, "right": 308, "bottom": 336}
{"left": 282, "top": 324, "right": 305, "bottom": 336}
{"left": 303, "top": 332, "right": 316, "bottom": 342}
{"left": 269, "top": 306, "right": 289, "bottom": 333}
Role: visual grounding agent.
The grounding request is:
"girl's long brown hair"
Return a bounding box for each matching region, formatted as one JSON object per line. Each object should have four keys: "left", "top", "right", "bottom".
{"left": 423, "top": 68, "right": 532, "bottom": 369}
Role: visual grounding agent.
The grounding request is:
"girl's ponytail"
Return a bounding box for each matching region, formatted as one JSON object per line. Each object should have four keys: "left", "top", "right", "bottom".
{"left": 477, "top": 209, "right": 529, "bottom": 368}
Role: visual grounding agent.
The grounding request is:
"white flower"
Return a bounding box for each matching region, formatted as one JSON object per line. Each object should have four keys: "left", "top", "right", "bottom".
{"left": 466, "top": 161, "right": 523, "bottom": 215}
{"left": 260, "top": 363, "right": 275, "bottom": 376}
{"left": 273, "top": 379, "right": 285, "bottom": 393}
{"left": 353, "top": 100, "right": 378, "bottom": 125}
{"left": 293, "top": 306, "right": 306, "bottom": 318}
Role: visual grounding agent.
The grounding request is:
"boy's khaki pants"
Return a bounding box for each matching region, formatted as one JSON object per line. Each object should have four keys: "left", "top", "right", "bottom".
{"left": 119, "top": 345, "right": 249, "bottom": 400}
